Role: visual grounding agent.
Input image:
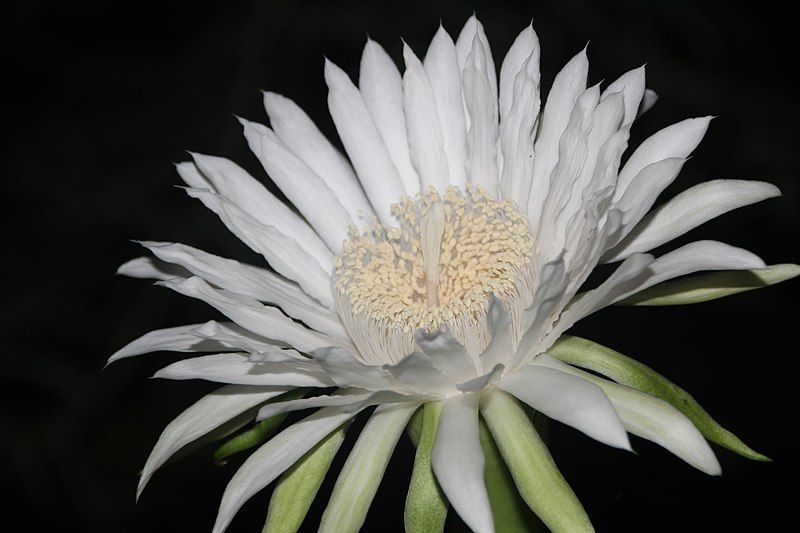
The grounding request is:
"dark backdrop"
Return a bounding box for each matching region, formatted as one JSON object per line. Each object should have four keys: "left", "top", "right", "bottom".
{"left": 2, "top": 0, "right": 798, "bottom": 531}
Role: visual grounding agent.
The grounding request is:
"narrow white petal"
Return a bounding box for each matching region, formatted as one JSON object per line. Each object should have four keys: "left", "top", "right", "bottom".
{"left": 402, "top": 42, "right": 450, "bottom": 191}
{"left": 182, "top": 188, "right": 334, "bottom": 307}
{"left": 551, "top": 241, "right": 766, "bottom": 342}
{"left": 326, "top": 58, "right": 406, "bottom": 222}
{"left": 463, "top": 34, "right": 499, "bottom": 195}
{"left": 606, "top": 179, "right": 781, "bottom": 262}
{"left": 499, "top": 24, "right": 539, "bottom": 122}
{"left": 431, "top": 393, "right": 494, "bottom": 533}
{"left": 319, "top": 403, "right": 419, "bottom": 533}
{"left": 614, "top": 116, "right": 712, "bottom": 201}
{"left": 527, "top": 48, "right": 589, "bottom": 227}
{"left": 139, "top": 385, "right": 289, "bottom": 498}
{"left": 601, "top": 66, "right": 646, "bottom": 126}
{"left": 263, "top": 91, "right": 374, "bottom": 225}
{"left": 154, "top": 353, "right": 335, "bottom": 387}
{"left": 239, "top": 118, "right": 353, "bottom": 252}
{"left": 424, "top": 25, "right": 468, "bottom": 187}
{"left": 178, "top": 157, "right": 334, "bottom": 270}
{"left": 535, "top": 355, "right": 721, "bottom": 475}
{"left": 212, "top": 407, "right": 355, "bottom": 533}
{"left": 107, "top": 321, "right": 266, "bottom": 365}
{"left": 455, "top": 15, "right": 498, "bottom": 107}
{"left": 139, "top": 241, "right": 346, "bottom": 338}
{"left": 116, "top": 256, "right": 187, "bottom": 280}
{"left": 159, "top": 276, "right": 349, "bottom": 353}
{"left": 499, "top": 365, "right": 631, "bottom": 450}
{"left": 360, "top": 39, "right": 421, "bottom": 196}
{"left": 499, "top": 50, "right": 540, "bottom": 204}
{"left": 312, "top": 346, "right": 412, "bottom": 393}
{"left": 256, "top": 390, "right": 414, "bottom": 421}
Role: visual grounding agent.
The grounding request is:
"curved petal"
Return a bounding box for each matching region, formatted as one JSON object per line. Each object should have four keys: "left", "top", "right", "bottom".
{"left": 154, "top": 353, "right": 335, "bottom": 387}
{"left": 601, "top": 65, "right": 646, "bottom": 126}
{"left": 239, "top": 118, "right": 353, "bottom": 252}
{"left": 431, "top": 393, "right": 494, "bottom": 533}
{"left": 116, "top": 256, "right": 187, "bottom": 280}
{"left": 606, "top": 179, "right": 781, "bottom": 262}
{"left": 262, "top": 91, "right": 374, "bottom": 224}
{"left": 402, "top": 42, "right": 449, "bottom": 191}
{"left": 360, "top": 39, "right": 421, "bottom": 196}
{"left": 424, "top": 25, "right": 468, "bottom": 187}
{"left": 326, "top": 58, "right": 406, "bottom": 223}
{"left": 535, "top": 355, "right": 721, "bottom": 475}
{"left": 138, "top": 385, "right": 289, "bottom": 499}
{"left": 177, "top": 157, "right": 333, "bottom": 270}
{"left": 158, "top": 276, "right": 348, "bottom": 353}
{"left": 212, "top": 407, "right": 355, "bottom": 533}
{"left": 138, "top": 241, "right": 346, "bottom": 338}
{"left": 455, "top": 15, "right": 498, "bottom": 109}
{"left": 499, "top": 23, "right": 539, "bottom": 123}
{"left": 499, "top": 364, "right": 630, "bottom": 450}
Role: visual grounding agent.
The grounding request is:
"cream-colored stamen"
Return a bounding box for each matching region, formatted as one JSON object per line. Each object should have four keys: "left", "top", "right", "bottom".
{"left": 332, "top": 186, "right": 536, "bottom": 366}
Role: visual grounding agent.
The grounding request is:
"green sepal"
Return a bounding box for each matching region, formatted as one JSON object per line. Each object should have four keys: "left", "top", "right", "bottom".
{"left": 405, "top": 401, "right": 448, "bottom": 533}
{"left": 479, "top": 414, "right": 546, "bottom": 533}
{"left": 213, "top": 388, "right": 308, "bottom": 466}
{"left": 616, "top": 263, "right": 800, "bottom": 306}
{"left": 549, "top": 335, "right": 770, "bottom": 461}
{"left": 262, "top": 422, "right": 348, "bottom": 533}
{"left": 481, "top": 390, "right": 593, "bottom": 533}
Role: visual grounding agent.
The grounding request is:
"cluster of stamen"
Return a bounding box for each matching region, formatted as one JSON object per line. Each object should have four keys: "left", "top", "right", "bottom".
{"left": 333, "top": 186, "right": 535, "bottom": 365}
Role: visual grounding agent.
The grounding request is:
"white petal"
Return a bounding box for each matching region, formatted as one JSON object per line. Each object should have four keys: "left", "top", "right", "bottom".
{"left": 326, "top": 58, "right": 406, "bottom": 223}
{"left": 499, "top": 24, "right": 539, "bottom": 123}
{"left": 431, "top": 393, "right": 494, "bottom": 533}
{"left": 262, "top": 91, "right": 374, "bottom": 225}
{"left": 256, "top": 390, "right": 414, "bottom": 421}
{"left": 212, "top": 407, "right": 356, "bottom": 533}
{"left": 312, "top": 346, "right": 412, "bottom": 393}
{"left": 415, "top": 327, "right": 479, "bottom": 384}
{"left": 499, "top": 365, "right": 630, "bottom": 450}
{"left": 605, "top": 157, "right": 687, "bottom": 249}
{"left": 385, "top": 350, "right": 454, "bottom": 395}
{"left": 159, "top": 276, "right": 348, "bottom": 353}
{"left": 552, "top": 241, "right": 766, "bottom": 341}
{"left": 239, "top": 118, "right": 353, "bottom": 252}
{"left": 638, "top": 88, "right": 659, "bottom": 116}
{"left": 402, "top": 42, "right": 450, "bottom": 191}
{"left": 182, "top": 188, "right": 334, "bottom": 307}
{"left": 138, "top": 385, "right": 289, "bottom": 498}
{"left": 606, "top": 179, "right": 781, "bottom": 262}
{"left": 424, "top": 25, "right": 468, "bottom": 187}
{"left": 178, "top": 157, "right": 333, "bottom": 270}
{"left": 601, "top": 66, "right": 646, "bottom": 126}
{"left": 462, "top": 33, "right": 499, "bottom": 195}
{"left": 319, "top": 403, "right": 419, "bottom": 533}
{"left": 535, "top": 355, "right": 721, "bottom": 475}
{"left": 455, "top": 15, "right": 498, "bottom": 107}
{"left": 139, "top": 241, "right": 345, "bottom": 339}
{"left": 613, "top": 116, "right": 712, "bottom": 201}
{"left": 107, "top": 321, "right": 267, "bottom": 365}
{"left": 527, "top": 48, "right": 589, "bottom": 227}
{"left": 154, "top": 353, "right": 334, "bottom": 387}
{"left": 499, "top": 49, "right": 540, "bottom": 204}
{"left": 116, "top": 256, "right": 187, "bottom": 280}
{"left": 360, "top": 39, "right": 421, "bottom": 196}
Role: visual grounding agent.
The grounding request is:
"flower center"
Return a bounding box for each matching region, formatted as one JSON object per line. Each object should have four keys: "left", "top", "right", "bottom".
{"left": 333, "top": 186, "right": 536, "bottom": 365}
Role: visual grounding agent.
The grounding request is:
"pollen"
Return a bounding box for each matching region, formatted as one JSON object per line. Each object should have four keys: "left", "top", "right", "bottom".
{"left": 333, "top": 186, "right": 536, "bottom": 365}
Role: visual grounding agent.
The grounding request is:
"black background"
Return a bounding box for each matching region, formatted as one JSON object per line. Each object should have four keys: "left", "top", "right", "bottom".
{"left": 2, "top": 0, "right": 798, "bottom": 531}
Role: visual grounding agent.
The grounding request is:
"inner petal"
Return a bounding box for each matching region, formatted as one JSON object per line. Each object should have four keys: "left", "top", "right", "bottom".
{"left": 333, "top": 185, "right": 536, "bottom": 365}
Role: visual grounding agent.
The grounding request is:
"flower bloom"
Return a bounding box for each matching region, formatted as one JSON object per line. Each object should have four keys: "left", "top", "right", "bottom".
{"left": 112, "top": 15, "right": 796, "bottom": 533}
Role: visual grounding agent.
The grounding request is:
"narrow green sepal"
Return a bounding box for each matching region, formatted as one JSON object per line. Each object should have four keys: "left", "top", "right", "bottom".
{"left": 262, "top": 422, "right": 348, "bottom": 533}
{"left": 405, "top": 401, "right": 448, "bottom": 533}
{"left": 481, "top": 390, "right": 593, "bottom": 533}
{"left": 479, "top": 414, "right": 546, "bottom": 533}
{"left": 549, "top": 336, "right": 771, "bottom": 461}
{"left": 213, "top": 388, "right": 308, "bottom": 466}
{"left": 617, "top": 263, "right": 800, "bottom": 306}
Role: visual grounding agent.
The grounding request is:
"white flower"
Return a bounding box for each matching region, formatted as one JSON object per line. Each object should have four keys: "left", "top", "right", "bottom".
{"left": 112, "top": 15, "right": 796, "bottom": 533}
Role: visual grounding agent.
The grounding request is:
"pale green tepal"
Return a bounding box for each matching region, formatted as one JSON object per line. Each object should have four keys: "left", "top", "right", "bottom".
{"left": 110, "top": 13, "right": 796, "bottom": 533}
